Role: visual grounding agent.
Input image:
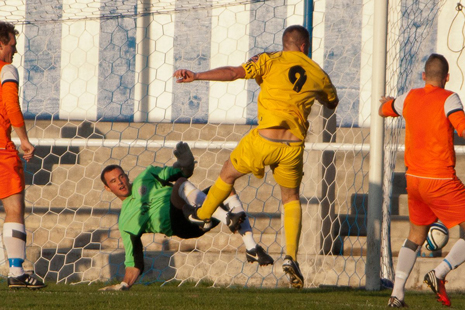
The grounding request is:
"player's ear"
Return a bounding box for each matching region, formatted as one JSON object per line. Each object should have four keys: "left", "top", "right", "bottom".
{"left": 104, "top": 185, "right": 112, "bottom": 193}
{"left": 446, "top": 73, "right": 450, "bottom": 83}
{"left": 422, "top": 72, "right": 426, "bottom": 81}
{"left": 300, "top": 42, "right": 308, "bottom": 54}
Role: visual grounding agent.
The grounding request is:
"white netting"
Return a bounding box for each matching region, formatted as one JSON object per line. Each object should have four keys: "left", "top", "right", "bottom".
{"left": 380, "top": 0, "right": 448, "bottom": 285}
{"left": 0, "top": 0, "right": 451, "bottom": 288}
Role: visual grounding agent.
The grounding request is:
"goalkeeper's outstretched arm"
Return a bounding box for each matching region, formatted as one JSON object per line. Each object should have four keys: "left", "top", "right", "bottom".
{"left": 99, "top": 267, "right": 140, "bottom": 291}
{"left": 100, "top": 233, "right": 144, "bottom": 291}
{"left": 122, "top": 267, "right": 141, "bottom": 287}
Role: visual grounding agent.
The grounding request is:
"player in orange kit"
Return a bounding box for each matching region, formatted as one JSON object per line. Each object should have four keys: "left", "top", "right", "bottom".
{"left": 379, "top": 54, "right": 465, "bottom": 307}
{"left": 0, "top": 21, "right": 45, "bottom": 289}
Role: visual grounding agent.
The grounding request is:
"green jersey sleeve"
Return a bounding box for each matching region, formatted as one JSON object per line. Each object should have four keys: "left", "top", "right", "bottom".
{"left": 120, "top": 229, "right": 144, "bottom": 271}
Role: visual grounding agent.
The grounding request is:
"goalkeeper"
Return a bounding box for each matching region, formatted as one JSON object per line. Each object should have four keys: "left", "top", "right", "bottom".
{"left": 99, "top": 142, "right": 273, "bottom": 291}
{"left": 173, "top": 25, "right": 339, "bottom": 289}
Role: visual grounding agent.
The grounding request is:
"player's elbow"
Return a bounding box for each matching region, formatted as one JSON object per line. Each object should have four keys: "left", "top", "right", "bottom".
{"left": 325, "top": 98, "right": 339, "bottom": 110}
{"left": 134, "top": 260, "right": 144, "bottom": 273}
{"left": 229, "top": 66, "right": 246, "bottom": 81}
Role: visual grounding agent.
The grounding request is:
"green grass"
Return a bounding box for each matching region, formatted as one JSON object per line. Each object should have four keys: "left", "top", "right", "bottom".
{"left": 0, "top": 281, "right": 464, "bottom": 310}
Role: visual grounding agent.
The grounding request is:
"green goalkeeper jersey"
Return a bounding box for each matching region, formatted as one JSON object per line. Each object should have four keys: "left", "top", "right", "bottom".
{"left": 119, "top": 165, "right": 184, "bottom": 268}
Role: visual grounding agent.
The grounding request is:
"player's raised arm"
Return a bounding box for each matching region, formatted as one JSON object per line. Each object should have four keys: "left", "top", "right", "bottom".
{"left": 173, "top": 141, "right": 196, "bottom": 178}
{"left": 173, "top": 66, "right": 245, "bottom": 83}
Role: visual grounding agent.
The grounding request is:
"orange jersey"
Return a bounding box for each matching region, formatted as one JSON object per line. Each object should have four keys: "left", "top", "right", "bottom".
{"left": 382, "top": 84, "right": 465, "bottom": 178}
{"left": 0, "top": 60, "right": 24, "bottom": 149}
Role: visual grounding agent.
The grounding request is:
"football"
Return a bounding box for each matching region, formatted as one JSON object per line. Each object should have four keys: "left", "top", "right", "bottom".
{"left": 425, "top": 221, "right": 449, "bottom": 251}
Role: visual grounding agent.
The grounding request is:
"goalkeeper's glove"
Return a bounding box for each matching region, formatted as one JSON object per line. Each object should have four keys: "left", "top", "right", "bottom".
{"left": 173, "top": 141, "right": 196, "bottom": 177}
{"left": 99, "top": 281, "right": 129, "bottom": 291}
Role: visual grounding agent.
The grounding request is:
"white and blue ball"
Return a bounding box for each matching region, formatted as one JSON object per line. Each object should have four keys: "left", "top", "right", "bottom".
{"left": 425, "top": 221, "right": 449, "bottom": 251}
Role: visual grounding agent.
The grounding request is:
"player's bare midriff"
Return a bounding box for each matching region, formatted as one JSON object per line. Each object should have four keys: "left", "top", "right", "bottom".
{"left": 258, "top": 127, "right": 302, "bottom": 142}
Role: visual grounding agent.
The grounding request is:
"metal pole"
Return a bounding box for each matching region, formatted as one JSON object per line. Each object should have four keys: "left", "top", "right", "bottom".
{"left": 366, "top": 0, "right": 388, "bottom": 291}
{"left": 303, "top": 0, "right": 314, "bottom": 58}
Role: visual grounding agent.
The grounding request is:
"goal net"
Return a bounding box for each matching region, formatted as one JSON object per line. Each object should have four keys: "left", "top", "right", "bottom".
{"left": 0, "top": 0, "right": 447, "bottom": 288}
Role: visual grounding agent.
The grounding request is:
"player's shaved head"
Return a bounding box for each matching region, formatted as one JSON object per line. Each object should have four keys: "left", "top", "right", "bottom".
{"left": 425, "top": 54, "right": 449, "bottom": 81}
{"left": 283, "top": 25, "right": 310, "bottom": 52}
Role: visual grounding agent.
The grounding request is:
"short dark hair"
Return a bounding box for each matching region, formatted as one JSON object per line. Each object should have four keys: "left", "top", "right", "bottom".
{"left": 100, "top": 164, "right": 124, "bottom": 186}
{"left": 0, "top": 21, "right": 18, "bottom": 45}
{"left": 425, "top": 53, "right": 449, "bottom": 81}
{"left": 283, "top": 25, "right": 310, "bottom": 50}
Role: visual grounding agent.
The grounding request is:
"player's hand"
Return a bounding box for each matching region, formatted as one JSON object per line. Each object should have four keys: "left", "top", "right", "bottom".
{"left": 173, "top": 141, "right": 196, "bottom": 177}
{"left": 173, "top": 69, "right": 196, "bottom": 83}
{"left": 20, "top": 140, "right": 35, "bottom": 162}
{"left": 99, "top": 282, "right": 129, "bottom": 291}
{"left": 380, "top": 96, "right": 395, "bottom": 104}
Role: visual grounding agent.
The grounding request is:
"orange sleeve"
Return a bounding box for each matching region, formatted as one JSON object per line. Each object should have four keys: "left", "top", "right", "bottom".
{"left": 449, "top": 110, "right": 465, "bottom": 137}
{"left": 2, "top": 81, "right": 24, "bottom": 127}
{"left": 379, "top": 99, "right": 399, "bottom": 117}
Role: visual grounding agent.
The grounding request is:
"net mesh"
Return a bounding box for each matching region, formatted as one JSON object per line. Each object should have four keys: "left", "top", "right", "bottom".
{"left": 0, "top": 0, "right": 448, "bottom": 287}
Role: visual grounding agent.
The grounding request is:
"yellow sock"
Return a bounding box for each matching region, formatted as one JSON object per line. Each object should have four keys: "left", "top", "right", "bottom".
{"left": 197, "top": 177, "right": 233, "bottom": 220}
{"left": 284, "top": 200, "right": 302, "bottom": 260}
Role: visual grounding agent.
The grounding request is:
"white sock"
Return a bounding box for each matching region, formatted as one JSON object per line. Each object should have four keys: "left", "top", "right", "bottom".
{"left": 224, "top": 194, "right": 251, "bottom": 234}
{"left": 180, "top": 183, "right": 258, "bottom": 250}
{"left": 434, "top": 238, "right": 465, "bottom": 279}
{"left": 179, "top": 181, "right": 229, "bottom": 224}
{"left": 3, "top": 222, "right": 26, "bottom": 277}
{"left": 223, "top": 194, "right": 256, "bottom": 250}
{"left": 241, "top": 232, "right": 257, "bottom": 251}
{"left": 211, "top": 207, "right": 228, "bottom": 225}
{"left": 224, "top": 194, "right": 242, "bottom": 211}
{"left": 179, "top": 181, "right": 206, "bottom": 207}
{"left": 391, "top": 241, "right": 420, "bottom": 300}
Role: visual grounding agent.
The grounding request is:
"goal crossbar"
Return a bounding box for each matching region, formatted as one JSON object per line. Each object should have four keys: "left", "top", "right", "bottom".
{"left": 15, "top": 138, "right": 465, "bottom": 154}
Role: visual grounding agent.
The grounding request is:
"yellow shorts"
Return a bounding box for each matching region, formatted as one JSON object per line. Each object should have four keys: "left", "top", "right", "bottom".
{"left": 0, "top": 149, "right": 24, "bottom": 199}
{"left": 230, "top": 129, "right": 304, "bottom": 188}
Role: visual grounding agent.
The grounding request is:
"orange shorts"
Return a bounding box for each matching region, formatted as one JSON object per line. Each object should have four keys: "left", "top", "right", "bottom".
{"left": 0, "top": 150, "right": 24, "bottom": 199}
{"left": 406, "top": 174, "right": 465, "bottom": 229}
{"left": 229, "top": 128, "right": 304, "bottom": 188}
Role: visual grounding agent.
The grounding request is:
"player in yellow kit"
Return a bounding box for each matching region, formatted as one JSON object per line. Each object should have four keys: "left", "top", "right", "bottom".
{"left": 173, "top": 25, "right": 338, "bottom": 288}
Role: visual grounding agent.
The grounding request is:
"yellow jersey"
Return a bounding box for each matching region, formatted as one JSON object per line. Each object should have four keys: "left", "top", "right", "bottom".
{"left": 241, "top": 51, "right": 337, "bottom": 140}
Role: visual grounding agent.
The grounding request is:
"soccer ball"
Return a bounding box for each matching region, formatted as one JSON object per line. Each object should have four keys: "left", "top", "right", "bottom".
{"left": 425, "top": 221, "right": 449, "bottom": 251}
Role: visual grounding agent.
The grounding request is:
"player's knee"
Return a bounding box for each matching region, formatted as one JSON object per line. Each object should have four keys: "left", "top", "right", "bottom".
{"left": 174, "top": 177, "right": 187, "bottom": 187}
{"left": 172, "top": 178, "right": 187, "bottom": 195}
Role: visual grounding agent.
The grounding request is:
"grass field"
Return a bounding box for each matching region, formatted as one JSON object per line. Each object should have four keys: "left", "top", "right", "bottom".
{"left": 0, "top": 280, "right": 463, "bottom": 310}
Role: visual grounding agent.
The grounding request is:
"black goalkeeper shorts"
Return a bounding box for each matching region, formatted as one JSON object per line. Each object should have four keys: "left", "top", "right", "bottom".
{"left": 169, "top": 202, "right": 219, "bottom": 239}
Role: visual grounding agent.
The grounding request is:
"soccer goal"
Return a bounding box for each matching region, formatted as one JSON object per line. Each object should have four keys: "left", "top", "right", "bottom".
{"left": 0, "top": 0, "right": 448, "bottom": 288}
